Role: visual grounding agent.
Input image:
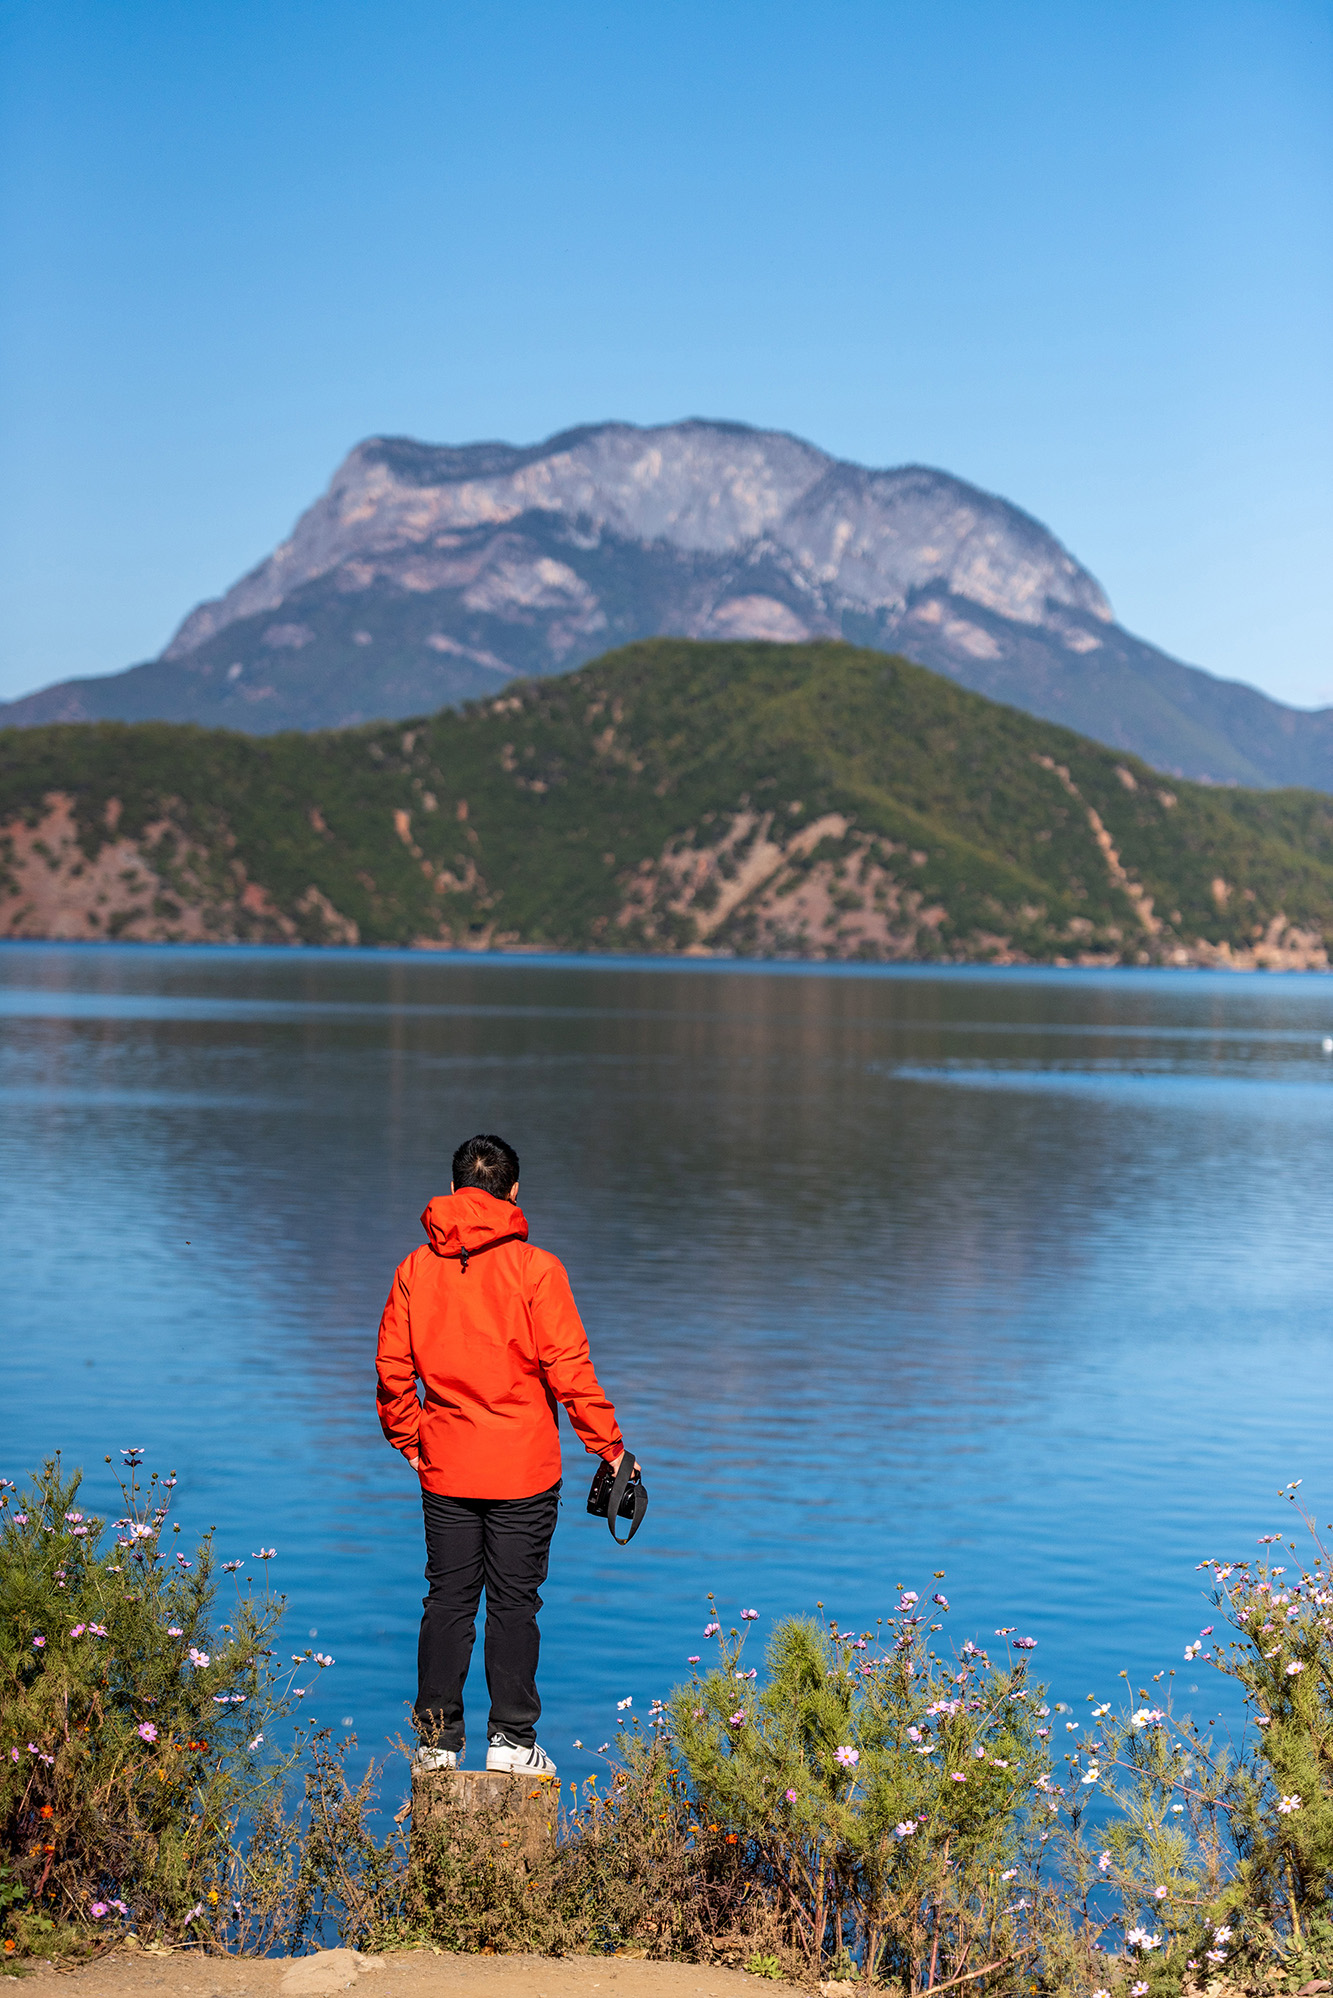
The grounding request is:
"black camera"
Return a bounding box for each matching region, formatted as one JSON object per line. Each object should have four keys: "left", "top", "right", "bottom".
{"left": 587, "top": 1452, "right": 648, "bottom": 1544}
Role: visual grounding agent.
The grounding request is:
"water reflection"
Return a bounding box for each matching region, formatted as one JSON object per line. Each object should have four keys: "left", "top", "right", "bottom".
{"left": 2, "top": 944, "right": 1332, "bottom": 1785}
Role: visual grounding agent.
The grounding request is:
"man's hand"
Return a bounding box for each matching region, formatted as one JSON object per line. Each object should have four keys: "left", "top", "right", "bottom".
{"left": 408, "top": 1453, "right": 421, "bottom": 1472}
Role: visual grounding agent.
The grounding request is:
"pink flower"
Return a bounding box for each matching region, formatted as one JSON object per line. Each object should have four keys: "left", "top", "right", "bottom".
{"left": 137, "top": 1722, "right": 158, "bottom": 1743}
{"left": 834, "top": 1745, "right": 859, "bottom": 1768}
{"left": 32, "top": 1635, "right": 45, "bottom": 1649}
{"left": 785, "top": 1788, "right": 797, "bottom": 1802}
{"left": 740, "top": 1608, "right": 759, "bottom": 1620}
{"left": 951, "top": 1771, "right": 966, "bottom": 1783}
{"left": 704, "top": 1622, "right": 720, "bottom": 1638}
{"left": 729, "top": 1710, "right": 746, "bottom": 1727}
{"left": 687, "top": 1655, "right": 700, "bottom": 1665}
{"left": 89, "top": 1901, "right": 108, "bottom": 1920}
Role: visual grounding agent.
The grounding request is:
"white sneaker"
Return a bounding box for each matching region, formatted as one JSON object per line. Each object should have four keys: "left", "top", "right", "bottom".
{"left": 413, "top": 1745, "right": 461, "bottom": 1773}
{"left": 486, "top": 1732, "right": 556, "bottom": 1776}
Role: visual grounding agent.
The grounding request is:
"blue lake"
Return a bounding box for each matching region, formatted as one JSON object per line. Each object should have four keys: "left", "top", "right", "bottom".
{"left": 3, "top": 943, "right": 1332, "bottom": 1790}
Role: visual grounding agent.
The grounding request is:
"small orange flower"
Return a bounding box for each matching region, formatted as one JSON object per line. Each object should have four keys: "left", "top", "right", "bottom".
{"left": 39, "top": 1805, "right": 54, "bottom": 1819}
{"left": 42, "top": 1843, "right": 55, "bottom": 1855}
{"left": 725, "top": 1833, "right": 738, "bottom": 1845}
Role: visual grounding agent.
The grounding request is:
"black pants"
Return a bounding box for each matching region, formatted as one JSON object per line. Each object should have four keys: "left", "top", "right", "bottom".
{"left": 416, "top": 1481, "right": 560, "bottom": 1750}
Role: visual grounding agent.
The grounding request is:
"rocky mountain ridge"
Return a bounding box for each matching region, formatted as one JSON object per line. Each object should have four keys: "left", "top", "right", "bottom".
{"left": 5, "top": 420, "right": 1333, "bottom": 791}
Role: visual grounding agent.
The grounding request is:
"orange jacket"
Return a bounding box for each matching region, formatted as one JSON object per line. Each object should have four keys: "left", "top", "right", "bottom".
{"left": 375, "top": 1187, "right": 623, "bottom": 1499}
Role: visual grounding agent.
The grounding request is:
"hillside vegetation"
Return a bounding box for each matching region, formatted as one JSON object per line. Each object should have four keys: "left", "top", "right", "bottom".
{"left": 3, "top": 640, "right": 1333, "bottom": 967}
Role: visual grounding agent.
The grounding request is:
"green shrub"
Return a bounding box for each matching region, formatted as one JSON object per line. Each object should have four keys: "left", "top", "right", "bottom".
{"left": 668, "top": 1593, "right": 1054, "bottom": 1986}
{"left": 0, "top": 1453, "right": 322, "bottom": 1957}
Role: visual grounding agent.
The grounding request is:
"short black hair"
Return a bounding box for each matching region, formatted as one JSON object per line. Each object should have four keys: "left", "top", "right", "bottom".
{"left": 452, "top": 1133, "right": 520, "bottom": 1198}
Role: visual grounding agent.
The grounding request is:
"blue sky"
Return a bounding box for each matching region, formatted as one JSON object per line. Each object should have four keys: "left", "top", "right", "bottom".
{"left": 1, "top": 0, "right": 1330, "bottom": 707}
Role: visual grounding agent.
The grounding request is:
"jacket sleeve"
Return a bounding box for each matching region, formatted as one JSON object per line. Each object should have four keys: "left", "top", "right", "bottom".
{"left": 376, "top": 1258, "right": 422, "bottom": 1459}
{"left": 531, "top": 1255, "right": 623, "bottom": 1461}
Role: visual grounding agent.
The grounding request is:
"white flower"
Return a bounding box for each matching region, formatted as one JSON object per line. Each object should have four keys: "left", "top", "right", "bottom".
{"left": 616, "top": 1696, "right": 632, "bottom": 1710}
{"left": 1081, "top": 1767, "right": 1100, "bottom": 1785}
{"left": 1125, "top": 1928, "right": 1162, "bottom": 1951}
{"left": 1212, "top": 1927, "right": 1232, "bottom": 1944}
{"left": 1285, "top": 1660, "right": 1304, "bottom": 1675}
{"left": 1097, "top": 1851, "right": 1111, "bottom": 1872}
{"left": 1277, "top": 1793, "right": 1303, "bottom": 1814}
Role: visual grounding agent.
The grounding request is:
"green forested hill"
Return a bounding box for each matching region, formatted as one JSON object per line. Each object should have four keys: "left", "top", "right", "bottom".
{"left": 3, "top": 640, "right": 1333, "bottom": 967}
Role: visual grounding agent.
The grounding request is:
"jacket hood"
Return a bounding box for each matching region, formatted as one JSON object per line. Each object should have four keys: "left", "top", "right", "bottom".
{"left": 421, "top": 1187, "right": 530, "bottom": 1259}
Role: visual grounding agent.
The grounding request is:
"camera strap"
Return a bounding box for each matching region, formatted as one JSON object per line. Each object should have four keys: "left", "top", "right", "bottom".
{"left": 606, "top": 1452, "right": 647, "bottom": 1545}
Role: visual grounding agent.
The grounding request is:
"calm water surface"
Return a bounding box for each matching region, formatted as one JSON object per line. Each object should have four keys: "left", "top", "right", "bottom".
{"left": 3, "top": 944, "right": 1332, "bottom": 1785}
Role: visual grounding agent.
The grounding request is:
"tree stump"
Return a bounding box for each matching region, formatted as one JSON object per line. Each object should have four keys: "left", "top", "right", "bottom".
{"left": 411, "top": 1767, "right": 559, "bottom": 1870}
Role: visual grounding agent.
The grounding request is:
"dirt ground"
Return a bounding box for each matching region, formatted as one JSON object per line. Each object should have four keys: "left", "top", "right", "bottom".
{"left": 7, "top": 1951, "right": 812, "bottom": 1998}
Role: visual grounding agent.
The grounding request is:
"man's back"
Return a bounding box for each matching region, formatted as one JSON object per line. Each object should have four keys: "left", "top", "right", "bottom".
{"left": 377, "top": 1186, "right": 620, "bottom": 1499}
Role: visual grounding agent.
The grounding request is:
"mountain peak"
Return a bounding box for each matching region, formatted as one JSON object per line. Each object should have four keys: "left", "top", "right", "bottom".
{"left": 159, "top": 418, "right": 1110, "bottom": 663}
{"left": 6, "top": 417, "right": 1333, "bottom": 793}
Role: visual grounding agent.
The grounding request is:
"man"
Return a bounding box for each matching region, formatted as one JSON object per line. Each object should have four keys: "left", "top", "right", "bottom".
{"left": 376, "top": 1132, "right": 626, "bottom": 1776}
